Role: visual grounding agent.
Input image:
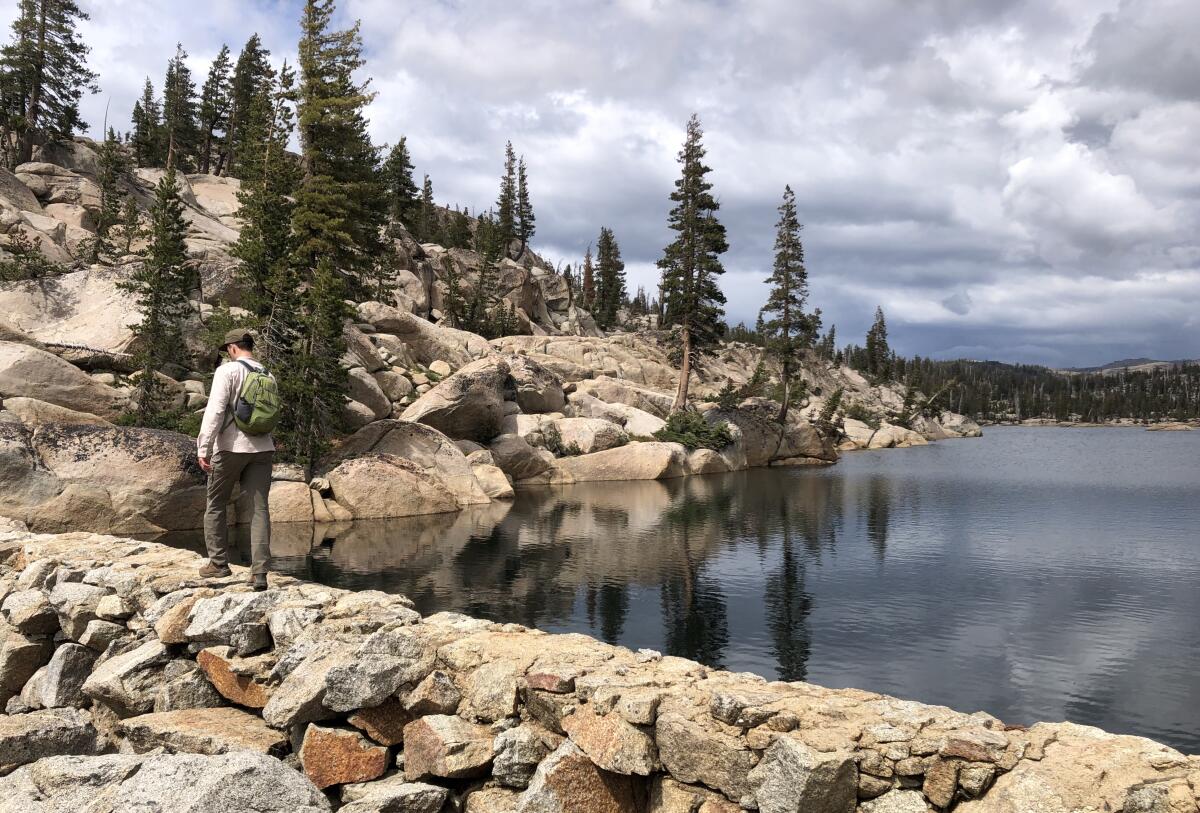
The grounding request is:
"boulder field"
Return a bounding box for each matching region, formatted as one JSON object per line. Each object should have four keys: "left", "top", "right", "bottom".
{"left": 0, "top": 518, "right": 1192, "bottom": 812}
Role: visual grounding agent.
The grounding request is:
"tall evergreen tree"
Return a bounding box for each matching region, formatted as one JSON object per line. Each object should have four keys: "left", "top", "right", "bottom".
{"left": 196, "top": 44, "right": 232, "bottom": 174}
{"left": 581, "top": 246, "right": 595, "bottom": 309}
{"left": 595, "top": 226, "right": 625, "bottom": 330}
{"left": 161, "top": 44, "right": 198, "bottom": 169}
{"left": 130, "top": 78, "right": 162, "bottom": 166}
{"left": 0, "top": 0, "right": 97, "bottom": 167}
{"left": 760, "top": 185, "right": 819, "bottom": 422}
{"left": 495, "top": 141, "right": 516, "bottom": 254}
{"left": 382, "top": 136, "right": 418, "bottom": 227}
{"left": 445, "top": 205, "right": 472, "bottom": 248}
{"left": 232, "top": 63, "right": 298, "bottom": 316}
{"left": 516, "top": 155, "right": 535, "bottom": 255}
{"left": 279, "top": 0, "right": 389, "bottom": 467}
{"left": 292, "top": 0, "right": 387, "bottom": 293}
{"left": 414, "top": 173, "right": 438, "bottom": 243}
{"left": 219, "top": 33, "right": 272, "bottom": 177}
{"left": 658, "top": 114, "right": 728, "bottom": 412}
{"left": 89, "top": 126, "right": 128, "bottom": 263}
{"left": 120, "top": 167, "right": 194, "bottom": 418}
{"left": 865, "top": 306, "right": 891, "bottom": 380}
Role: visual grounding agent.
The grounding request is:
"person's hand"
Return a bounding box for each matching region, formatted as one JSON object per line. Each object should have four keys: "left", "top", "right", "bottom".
{"left": 198, "top": 456, "right": 212, "bottom": 474}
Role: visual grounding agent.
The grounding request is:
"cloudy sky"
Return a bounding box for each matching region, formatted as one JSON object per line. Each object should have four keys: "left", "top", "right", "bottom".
{"left": 12, "top": 0, "right": 1199, "bottom": 366}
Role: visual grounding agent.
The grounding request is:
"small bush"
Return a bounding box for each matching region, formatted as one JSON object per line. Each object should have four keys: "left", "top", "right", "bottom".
{"left": 653, "top": 411, "right": 734, "bottom": 450}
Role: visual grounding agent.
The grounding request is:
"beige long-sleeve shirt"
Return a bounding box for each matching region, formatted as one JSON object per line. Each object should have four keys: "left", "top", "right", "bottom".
{"left": 196, "top": 358, "right": 276, "bottom": 458}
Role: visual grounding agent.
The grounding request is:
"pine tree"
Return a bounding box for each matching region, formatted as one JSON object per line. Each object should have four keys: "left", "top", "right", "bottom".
{"left": 760, "top": 185, "right": 819, "bottom": 422}
{"left": 472, "top": 210, "right": 504, "bottom": 276}
{"left": 130, "top": 78, "right": 163, "bottom": 166}
{"left": 865, "top": 306, "right": 891, "bottom": 380}
{"left": 116, "top": 194, "right": 143, "bottom": 255}
{"left": 232, "top": 63, "right": 298, "bottom": 316}
{"left": 120, "top": 167, "right": 194, "bottom": 418}
{"left": 595, "top": 226, "right": 626, "bottom": 330}
{"left": 292, "top": 0, "right": 387, "bottom": 295}
{"left": 279, "top": 0, "right": 389, "bottom": 466}
{"left": 658, "top": 114, "right": 728, "bottom": 412}
{"left": 89, "top": 127, "right": 128, "bottom": 263}
{"left": 382, "top": 136, "right": 419, "bottom": 227}
{"left": 581, "top": 246, "right": 595, "bottom": 309}
{"left": 496, "top": 141, "right": 516, "bottom": 254}
{"left": 161, "top": 44, "right": 198, "bottom": 169}
{"left": 219, "top": 33, "right": 273, "bottom": 177}
{"left": 0, "top": 0, "right": 97, "bottom": 167}
{"left": 445, "top": 206, "right": 472, "bottom": 248}
{"left": 516, "top": 155, "right": 535, "bottom": 255}
{"left": 414, "top": 174, "right": 438, "bottom": 243}
{"left": 196, "top": 44, "right": 232, "bottom": 174}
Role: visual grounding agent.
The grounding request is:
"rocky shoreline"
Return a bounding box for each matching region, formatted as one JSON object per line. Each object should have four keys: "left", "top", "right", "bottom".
{"left": 0, "top": 518, "right": 1195, "bottom": 812}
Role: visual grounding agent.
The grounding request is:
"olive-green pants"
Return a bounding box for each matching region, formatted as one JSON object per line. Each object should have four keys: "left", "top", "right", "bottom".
{"left": 204, "top": 450, "right": 273, "bottom": 576}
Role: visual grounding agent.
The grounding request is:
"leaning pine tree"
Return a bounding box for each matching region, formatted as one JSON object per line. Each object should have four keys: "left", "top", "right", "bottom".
{"left": 658, "top": 114, "right": 729, "bottom": 412}
{"left": 120, "top": 167, "right": 194, "bottom": 419}
{"left": 760, "top": 184, "right": 819, "bottom": 423}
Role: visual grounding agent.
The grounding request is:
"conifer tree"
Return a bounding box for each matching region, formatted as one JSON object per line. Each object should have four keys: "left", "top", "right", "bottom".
{"left": 581, "top": 246, "right": 595, "bottom": 309}
{"left": 161, "top": 44, "right": 198, "bottom": 169}
{"left": 0, "top": 0, "right": 97, "bottom": 167}
{"left": 130, "top": 79, "right": 164, "bottom": 166}
{"left": 760, "top": 185, "right": 819, "bottom": 422}
{"left": 197, "top": 44, "right": 232, "bottom": 174}
{"left": 474, "top": 210, "right": 503, "bottom": 265}
{"left": 516, "top": 155, "right": 535, "bottom": 255}
{"left": 292, "top": 0, "right": 387, "bottom": 293}
{"left": 279, "top": 0, "right": 389, "bottom": 466}
{"left": 865, "top": 306, "right": 891, "bottom": 380}
{"left": 414, "top": 174, "right": 438, "bottom": 243}
{"left": 382, "top": 136, "right": 418, "bottom": 227}
{"left": 595, "top": 226, "right": 625, "bottom": 330}
{"left": 116, "top": 195, "right": 143, "bottom": 255}
{"left": 219, "top": 33, "right": 272, "bottom": 177}
{"left": 120, "top": 167, "right": 194, "bottom": 418}
{"left": 232, "top": 63, "right": 298, "bottom": 316}
{"left": 658, "top": 114, "right": 728, "bottom": 412}
{"left": 446, "top": 206, "right": 472, "bottom": 248}
{"left": 496, "top": 141, "right": 516, "bottom": 254}
{"left": 89, "top": 127, "right": 128, "bottom": 263}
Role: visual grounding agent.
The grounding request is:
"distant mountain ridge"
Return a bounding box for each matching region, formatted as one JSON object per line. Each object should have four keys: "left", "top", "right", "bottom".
{"left": 1058, "top": 358, "right": 1200, "bottom": 374}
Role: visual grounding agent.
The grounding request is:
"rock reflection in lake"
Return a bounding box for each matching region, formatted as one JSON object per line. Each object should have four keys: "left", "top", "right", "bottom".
{"left": 154, "top": 427, "right": 1200, "bottom": 754}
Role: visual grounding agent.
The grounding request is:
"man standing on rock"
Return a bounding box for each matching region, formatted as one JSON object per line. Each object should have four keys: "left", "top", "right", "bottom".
{"left": 196, "top": 330, "right": 280, "bottom": 591}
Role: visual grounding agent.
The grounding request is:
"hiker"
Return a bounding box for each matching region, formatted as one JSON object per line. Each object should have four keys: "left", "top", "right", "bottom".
{"left": 196, "top": 329, "right": 281, "bottom": 591}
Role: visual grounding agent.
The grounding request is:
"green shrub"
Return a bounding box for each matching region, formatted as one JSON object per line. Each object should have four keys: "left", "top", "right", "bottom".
{"left": 844, "top": 401, "right": 881, "bottom": 430}
{"left": 542, "top": 424, "right": 583, "bottom": 457}
{"left": 116, "top": 408, "right": 203, "bottom": 437}
{"left": 653, "top": 411, "right": 734, "bottom": 450}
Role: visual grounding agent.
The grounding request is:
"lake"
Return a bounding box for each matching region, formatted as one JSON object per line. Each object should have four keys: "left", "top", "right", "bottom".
{"left": 166, "top": 426, "right": 1200, "bottom": 753}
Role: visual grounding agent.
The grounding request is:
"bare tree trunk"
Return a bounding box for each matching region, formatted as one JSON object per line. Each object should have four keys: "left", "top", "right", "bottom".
{"left": 672, "top": 324, "right": 691, "bottom": 413}
{"left": 777, "top": 372, "right": 790, "bottom": 424}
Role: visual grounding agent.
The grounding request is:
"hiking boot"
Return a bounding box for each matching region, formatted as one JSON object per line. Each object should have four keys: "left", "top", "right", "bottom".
{"left": 250, "top": 574, "right": 269, "bottom": 592}
{"left": 198, "top": 561, "right": 232, "bottom": 579}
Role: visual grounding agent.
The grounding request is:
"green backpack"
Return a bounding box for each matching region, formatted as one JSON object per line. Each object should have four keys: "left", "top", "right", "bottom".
{"left": 229, "top": 360, "right": 281, "bottom": 435}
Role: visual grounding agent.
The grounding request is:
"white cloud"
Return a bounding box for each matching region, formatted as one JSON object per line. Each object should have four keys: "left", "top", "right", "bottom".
{"left": 0, "top": 0, "right": 1195, "bottom": 365}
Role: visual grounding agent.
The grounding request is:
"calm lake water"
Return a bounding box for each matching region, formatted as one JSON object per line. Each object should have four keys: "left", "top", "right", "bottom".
{"left": 165, "top": 427, "right": 1200, "bottom": 753}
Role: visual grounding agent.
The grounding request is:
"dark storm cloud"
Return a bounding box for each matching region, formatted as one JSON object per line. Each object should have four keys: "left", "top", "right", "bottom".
{"left": 29, "top": 0, "right": 1199, "bottom": 366}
